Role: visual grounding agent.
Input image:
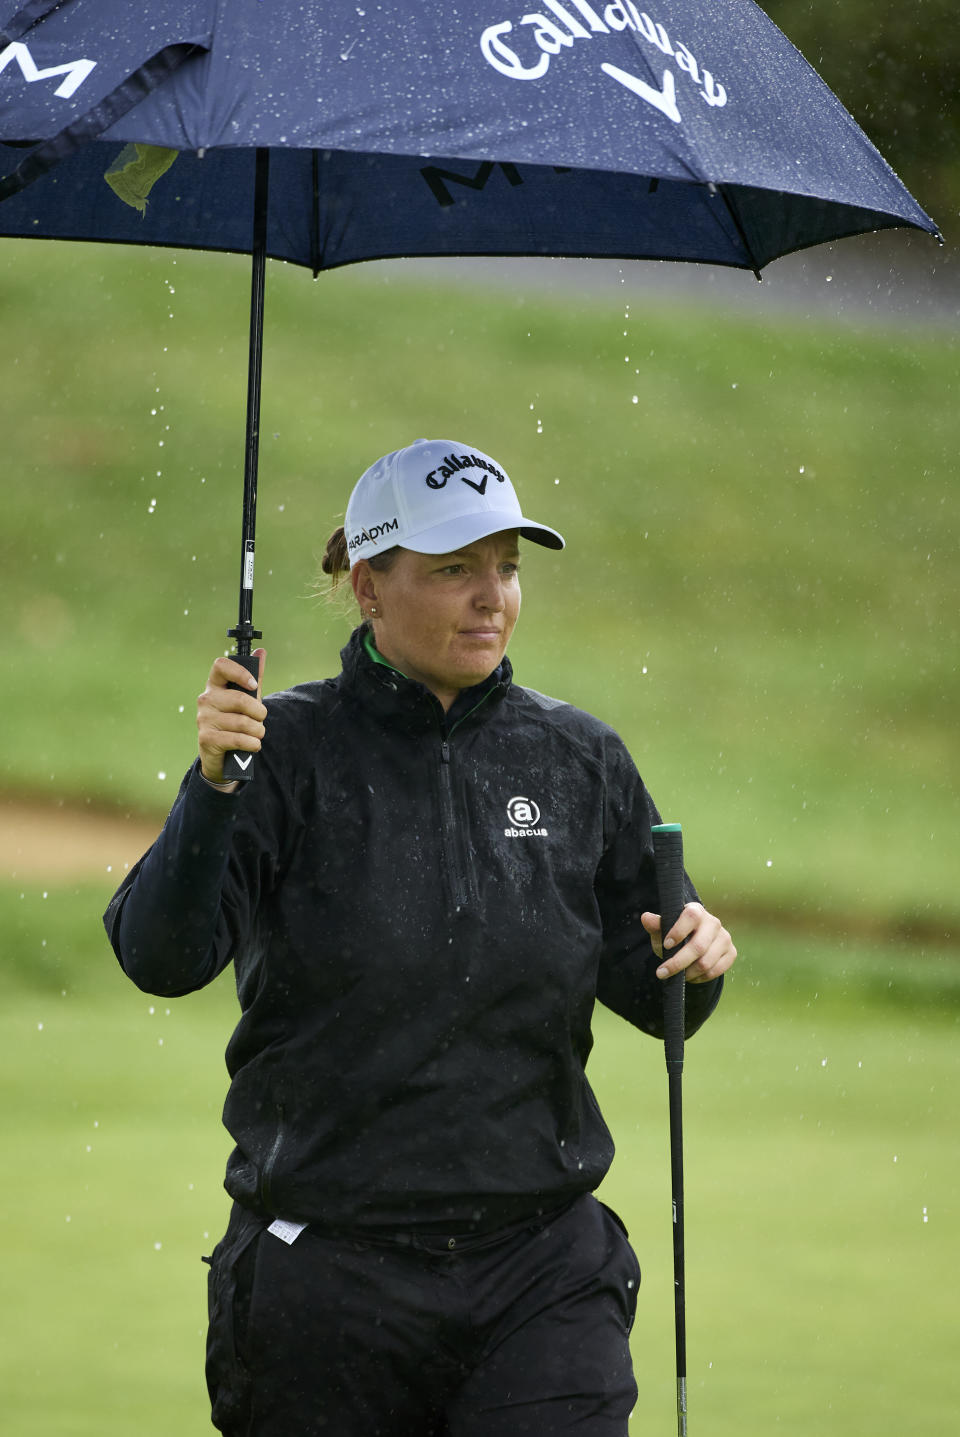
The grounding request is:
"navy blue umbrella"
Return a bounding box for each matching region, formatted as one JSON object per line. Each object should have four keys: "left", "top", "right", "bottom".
{"left": 0, "top": 0, "right": 938, "bottom": 269}
{"left": 0, "top": 0, "right": 940, "bottom": 702}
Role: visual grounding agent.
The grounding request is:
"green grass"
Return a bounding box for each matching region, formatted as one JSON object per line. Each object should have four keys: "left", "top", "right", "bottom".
{"left": 2, "top": 885, "right": 957, "bottom": 1435}
{"left": 2, "top": 239, "right": 958, "bottom": 934}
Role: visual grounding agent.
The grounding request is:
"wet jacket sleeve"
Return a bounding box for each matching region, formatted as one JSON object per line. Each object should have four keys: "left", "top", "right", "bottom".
{"left": 593, "top": 740, "right": 722, "bottom": 1040}
{"left": 103, "top": 761, "right": 268, "bottom": 997}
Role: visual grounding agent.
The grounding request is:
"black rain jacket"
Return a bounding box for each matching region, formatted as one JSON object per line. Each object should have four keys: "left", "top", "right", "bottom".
{"left": 105, "top": 627, "right": 722, "bottom": 1231}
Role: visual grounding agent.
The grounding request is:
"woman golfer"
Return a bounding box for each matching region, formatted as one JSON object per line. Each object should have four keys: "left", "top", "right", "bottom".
{"left": 106, "top": 437, "right": 736, "bottom": 1436}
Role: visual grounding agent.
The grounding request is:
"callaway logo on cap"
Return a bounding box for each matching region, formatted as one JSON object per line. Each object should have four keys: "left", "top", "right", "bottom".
{"left": 345, "top": 438, "right": 565, "bottom": 567}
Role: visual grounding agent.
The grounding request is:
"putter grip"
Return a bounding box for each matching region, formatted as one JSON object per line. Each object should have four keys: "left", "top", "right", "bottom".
{"left": 223, "top": 653, "right": 260, "bottom": 783}
{"left": 652, "top": 823, "right": 686, "bottom": 1068}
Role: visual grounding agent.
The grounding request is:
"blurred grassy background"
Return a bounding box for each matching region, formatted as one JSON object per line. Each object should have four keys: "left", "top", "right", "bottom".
{"left": 1, "top": 237, "right": 958, "bottom": 1432}
{"left": 3, "top": 240, "right": 957, "bottom": 930}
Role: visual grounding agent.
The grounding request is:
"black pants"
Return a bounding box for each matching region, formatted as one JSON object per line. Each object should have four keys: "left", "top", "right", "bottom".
{"left": 205, "top": 1194, "right": 640, "bottom": 1435}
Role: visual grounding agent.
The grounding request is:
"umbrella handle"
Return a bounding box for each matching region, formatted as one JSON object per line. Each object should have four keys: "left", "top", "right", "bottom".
{"left": 222, "top": 653, "right": 262, "bottom": 784}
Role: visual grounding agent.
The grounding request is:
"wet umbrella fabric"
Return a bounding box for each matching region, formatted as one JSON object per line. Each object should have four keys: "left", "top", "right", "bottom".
{"left": 0, "top": 0, "right": 940, "bottom": 696}
{"left": 0, "top": 0, "right": 938, "bottom": 272}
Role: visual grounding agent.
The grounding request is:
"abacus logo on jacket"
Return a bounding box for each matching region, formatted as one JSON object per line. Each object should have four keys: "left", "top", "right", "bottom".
{"left": 505, "top": 795, "right": 547, "bottom": 837}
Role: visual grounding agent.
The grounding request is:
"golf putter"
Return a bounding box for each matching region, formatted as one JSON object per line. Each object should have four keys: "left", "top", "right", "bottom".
{"left": 651, "top": 822, "right": 688, "bottom": 1437}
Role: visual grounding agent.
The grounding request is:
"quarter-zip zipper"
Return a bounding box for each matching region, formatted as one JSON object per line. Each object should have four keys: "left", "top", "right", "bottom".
{"left": 435, "top": 684, "right": 504, "bottom": 913}
{"left": 438, "top": 738, "right": 470, "bottom": 910}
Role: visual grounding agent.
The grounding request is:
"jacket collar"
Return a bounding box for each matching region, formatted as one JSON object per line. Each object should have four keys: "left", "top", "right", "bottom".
{"left": 339, "top": 625, "right": 512, "bottom": 735}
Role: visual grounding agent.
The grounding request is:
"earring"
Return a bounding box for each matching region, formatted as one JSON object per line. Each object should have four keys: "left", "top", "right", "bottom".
{"left": 369, "top": 605, "right": 378, "bottom": 617}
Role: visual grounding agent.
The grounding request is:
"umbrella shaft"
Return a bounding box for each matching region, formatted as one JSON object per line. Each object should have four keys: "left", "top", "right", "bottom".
{"left": 234, "top": 147, "right": 269, "bottom": 654}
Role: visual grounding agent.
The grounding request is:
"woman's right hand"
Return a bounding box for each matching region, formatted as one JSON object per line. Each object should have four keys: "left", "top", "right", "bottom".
{"left": 196, "top": 648, "right": 267, "bottom": 785}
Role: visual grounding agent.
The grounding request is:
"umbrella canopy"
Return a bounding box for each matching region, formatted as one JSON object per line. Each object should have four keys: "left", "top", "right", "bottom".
{"left": 0, "top": 0, "right": 939, "bottom": 273}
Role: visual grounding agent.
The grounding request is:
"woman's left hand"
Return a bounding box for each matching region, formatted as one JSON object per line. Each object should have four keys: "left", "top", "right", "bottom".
{"left": 640, "top": 903, "right": 737, "bottom": 984}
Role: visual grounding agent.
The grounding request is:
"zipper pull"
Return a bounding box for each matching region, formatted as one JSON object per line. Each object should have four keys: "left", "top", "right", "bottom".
{"left": 440, "top": 739, "right": 451, "bottom": 763}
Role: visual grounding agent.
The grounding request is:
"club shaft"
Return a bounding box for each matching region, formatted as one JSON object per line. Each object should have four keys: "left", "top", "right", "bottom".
{"left": 670, "top": 1065, "right": 687, "bottom": 1435}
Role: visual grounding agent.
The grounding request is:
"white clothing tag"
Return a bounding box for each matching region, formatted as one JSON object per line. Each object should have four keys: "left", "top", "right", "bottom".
{"left": 267, "top": 1217, "right": 308, "bottom": 1245}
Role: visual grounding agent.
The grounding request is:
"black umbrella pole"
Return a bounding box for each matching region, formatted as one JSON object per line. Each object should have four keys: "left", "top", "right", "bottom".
{"left": 652, "top": 824, "right": 688, "bottom": 1437}
{"left": 224, "top": 148, "right": 269, "bottom": 782}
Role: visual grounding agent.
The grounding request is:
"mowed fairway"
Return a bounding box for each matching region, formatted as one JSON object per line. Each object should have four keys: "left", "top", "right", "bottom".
{"left": 1, "top": 890, "right": 957, "bottom": 1435}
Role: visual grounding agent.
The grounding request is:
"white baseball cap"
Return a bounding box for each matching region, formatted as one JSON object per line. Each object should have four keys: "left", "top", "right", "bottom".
{"left": 344, "top": 438, "right": 565, "bottom": 567}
